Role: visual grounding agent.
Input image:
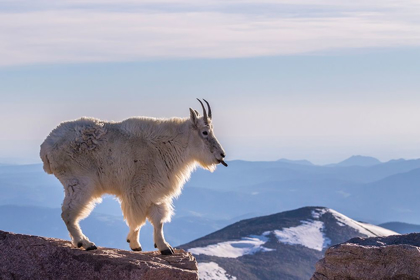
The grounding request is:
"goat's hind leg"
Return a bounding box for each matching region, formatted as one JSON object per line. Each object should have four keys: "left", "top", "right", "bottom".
{"left": 147, "top": 202, "right": 174, "bottom": 255}
{"left": 61, "top": 178, "right": 98, "bottom": 250}
{"left": 121, "top": 196, "right": 147, "bottom": 251}
{"left": 126, "top": 227, "right": 142, "bottom": 251}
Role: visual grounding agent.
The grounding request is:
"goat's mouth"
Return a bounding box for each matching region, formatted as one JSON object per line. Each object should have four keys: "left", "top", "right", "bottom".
{"left": 217, "top": 159, "right": 228, "bottom": 167}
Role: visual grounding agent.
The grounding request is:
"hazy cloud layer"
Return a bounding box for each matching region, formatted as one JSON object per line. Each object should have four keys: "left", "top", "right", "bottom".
{"left": 1, "top": 0, "right": 420, "bottom": 66}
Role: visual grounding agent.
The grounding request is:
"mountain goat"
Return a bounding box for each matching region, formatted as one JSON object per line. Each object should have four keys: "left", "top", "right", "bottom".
{"left": 40, "top": 99, "right": 227, "bottom": 255}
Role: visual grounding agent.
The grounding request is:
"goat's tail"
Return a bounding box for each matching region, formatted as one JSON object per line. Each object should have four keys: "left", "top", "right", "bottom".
{"left": 40, "top": 142, "right": 53, "bottom": 174}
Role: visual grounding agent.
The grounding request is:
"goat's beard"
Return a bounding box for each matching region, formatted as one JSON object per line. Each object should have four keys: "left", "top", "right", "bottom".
{"left": 197, "top": 160, "right": 217, "bottom": 172}
{"left": 206, "top": 164, "right": 217, "bottom": 172}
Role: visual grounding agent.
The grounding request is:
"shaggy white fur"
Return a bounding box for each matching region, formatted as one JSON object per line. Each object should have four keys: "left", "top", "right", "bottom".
{"left": 40, "top": 101, "right": 226, "bottom": 254}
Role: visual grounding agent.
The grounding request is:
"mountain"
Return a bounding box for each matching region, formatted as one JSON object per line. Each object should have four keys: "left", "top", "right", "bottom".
{"left": 276, "top": 158, "right": 313, "bottom": 166}
{"left": 378, "top": 222, "right": 420, "bottom": 234}
{"left": 186, "top": 158, "right": 420, "bottom": 192}
{"left": 343, "top": 168, "right": 420, "bottom": 224}
{"left": 330, "top": 155, "right": 381, "bottom": 167}
{"left": 180, "top": 207, "right": 397, "bottom": 280}
{"left": 0, "top": 164, "right": 64, "bottom": 208}
{"left": 2, "top": 157, "right": 420, "bottom": 240}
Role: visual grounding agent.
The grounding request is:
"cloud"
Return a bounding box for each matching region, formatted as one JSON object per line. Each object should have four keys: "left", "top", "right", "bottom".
{"left": 0, "top": 0, "right": 420, "bottom": 66}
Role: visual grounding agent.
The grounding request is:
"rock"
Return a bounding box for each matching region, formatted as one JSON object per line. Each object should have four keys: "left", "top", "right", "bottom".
{"left": 0, "top": 230, "right": 198, "bottom": 280}
{"left": 312, "top": 233, "right": 420, "bottom": 280}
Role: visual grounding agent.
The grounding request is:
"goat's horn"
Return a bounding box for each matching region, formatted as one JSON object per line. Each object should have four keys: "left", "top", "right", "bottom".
{"left": 203, "top": 99, "right": 212, "bottom": 119}
{"left": 196, "top": 98, "right": 208, "bottom": 123}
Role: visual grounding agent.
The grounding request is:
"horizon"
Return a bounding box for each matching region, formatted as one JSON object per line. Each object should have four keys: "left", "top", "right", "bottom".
{"left": 1, "top": 154, "right": 418, "bottom": 166}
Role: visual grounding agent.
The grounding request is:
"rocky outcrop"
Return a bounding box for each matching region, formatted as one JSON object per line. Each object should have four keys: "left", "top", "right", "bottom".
{"left": 312, "top": 233, "right": 420, "bottom": 280}
{"left": 0, "top": 230, "right": 198, "bottom": 280}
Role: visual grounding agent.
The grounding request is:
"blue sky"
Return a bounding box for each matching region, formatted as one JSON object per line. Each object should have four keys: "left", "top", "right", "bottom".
{"left": 0, "top": 0, "right": 420, "bottom": 164}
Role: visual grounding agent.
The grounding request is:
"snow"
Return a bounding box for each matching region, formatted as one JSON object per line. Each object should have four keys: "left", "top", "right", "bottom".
{"left": 198, "top": 262, "right": 237, "bottom": 280}
{"left": 188, "top": 235, "right": 274, "bottom": 258}
{"left": 190, "top": 207, "right": 397, "bottom": 259}
{"left": 272, "top": 220, "right": 331, "bottom": 251}
{"left": 356, "top": 221, "right": 398, "bottom": 236}
{"left": 311, "top": 209, "right": 327, "bottom": 219}
{"left": 312, "top": 208, "right": 398, "bottom": 237}
{"left": 327, "top": 209, "right": 398, "bottom": 237}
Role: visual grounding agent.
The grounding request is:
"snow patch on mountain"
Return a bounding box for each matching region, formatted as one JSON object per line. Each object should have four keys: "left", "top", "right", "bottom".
{"left": 271, "top": 220, "right": 331, "bottom": 251}
{"left": 312, "top": 208, "right": 398, "bottom": 237}
{"left": 188, "top": 208, "right": 397, "bottom": 260}
{"left": 198, "top": 262, "right": 237, "bottom": 280}
{"left": 311, "top": 208, "right": 327, "bottom": 219}
{"left": 354, "top": 221, "right": 399, "bottom": 237}
{"left": 327, "top": 209, "right": 397, "bottom": 237}
{"left": 188, "top": 235, "right": 274, "bottom": 258}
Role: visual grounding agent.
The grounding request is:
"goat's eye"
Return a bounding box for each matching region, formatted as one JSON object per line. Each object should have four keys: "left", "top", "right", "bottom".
{"left": 202, "top": 131, "right": 208, "bottom": 136}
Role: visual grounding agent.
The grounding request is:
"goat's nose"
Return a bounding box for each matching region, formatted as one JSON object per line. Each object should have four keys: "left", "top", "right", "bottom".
{"left": 220, "top": 153, "right": 226, "bottom": 158}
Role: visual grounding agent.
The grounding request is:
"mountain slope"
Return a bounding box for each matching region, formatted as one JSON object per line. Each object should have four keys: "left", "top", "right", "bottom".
{"left": 276, "top": 159, "right": 314, "bottom": 166}
{"left": 330, "top": 155, "right": 381, "bottom": 167}
{"left": 185, "top": 158, "right": 420, "bottom": 191}
{"left": 180, "top": 207, "right": 397, "bottom": 280}
{"left": 345, "top": 168, "right": 420, "bottom": 224}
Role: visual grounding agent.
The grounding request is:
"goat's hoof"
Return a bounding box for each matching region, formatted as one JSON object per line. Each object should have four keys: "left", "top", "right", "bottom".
{"left": 160, "top": 246, "right": 175, "bottom": 255}
{"left": 132, "top": 247, "right": 142, "bottom": 252}
{"left": 86, "top": 245, "right": 97, "bottom": 251}
{"left": 160, "top": 249, "right": 173, "bottom": 255}
{"left": 154, "top": 243, "right": 157, "bottom": 248}
{"left": 77, "top": 242, "right": 83, "bottom": 248}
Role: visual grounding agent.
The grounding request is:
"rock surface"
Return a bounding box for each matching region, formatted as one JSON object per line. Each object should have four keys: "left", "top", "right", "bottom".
{"left": 312, "top": 233, "right": 420, "bottom": 280}
{"left": 0, "top": 230, "right": 198, "bottom": 280}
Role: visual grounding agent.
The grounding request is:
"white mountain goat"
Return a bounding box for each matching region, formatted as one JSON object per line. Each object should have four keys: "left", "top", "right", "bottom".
{"left": 40, "top": 99, "right": 227, "bottom": 255}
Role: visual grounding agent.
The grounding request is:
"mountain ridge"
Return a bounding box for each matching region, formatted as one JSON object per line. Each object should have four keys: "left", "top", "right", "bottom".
{"left": 180, "top": 206, "right": 397, "bottom": 280}
{"left": 328, "top": 155, "right": 381, "bottom": 167}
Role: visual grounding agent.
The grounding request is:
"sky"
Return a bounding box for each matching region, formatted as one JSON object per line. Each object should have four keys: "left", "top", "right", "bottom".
{"left": 0, "top": 0, "right": 420, "bottom": 164}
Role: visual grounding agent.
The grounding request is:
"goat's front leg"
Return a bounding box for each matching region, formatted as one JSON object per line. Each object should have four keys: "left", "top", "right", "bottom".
{"left": 147, "top": 202, "right": 174, "bottom": 255}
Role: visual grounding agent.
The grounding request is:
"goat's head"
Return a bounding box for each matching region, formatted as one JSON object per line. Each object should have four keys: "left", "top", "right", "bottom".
{"left": 189, "top": 99, "right": 227, "bottom": 171}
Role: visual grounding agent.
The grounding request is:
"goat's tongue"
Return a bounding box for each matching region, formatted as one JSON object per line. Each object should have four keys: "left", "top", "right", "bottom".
{"left": 220, "top": 160, "right": 228, "bottom": 167}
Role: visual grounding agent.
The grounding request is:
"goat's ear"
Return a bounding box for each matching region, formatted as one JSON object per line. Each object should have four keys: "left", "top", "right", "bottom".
{"left": 189, "top": 108, "right": 199, "bottom": 128}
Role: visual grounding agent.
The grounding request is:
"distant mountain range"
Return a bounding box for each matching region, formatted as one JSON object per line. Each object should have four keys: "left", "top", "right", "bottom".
{"left": 180, "top": 206, "right": 397, "bottom": 280}
{"left": 327, "top": 155, "right": 382, "bottom": 167}
{"left": 276, "top": 158, "right": 314, "bottom": 166}
{"left": 182, "top": 156, "right": 420, "bottom": 224}
{"left": 1, "top": 155, "right": 420, "bottom": 249}
{"left": 186, "top": 156, "right": 420, "bottom": 191}
{"left": 379, "top": 222, "right": 420, "bottom": 234}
